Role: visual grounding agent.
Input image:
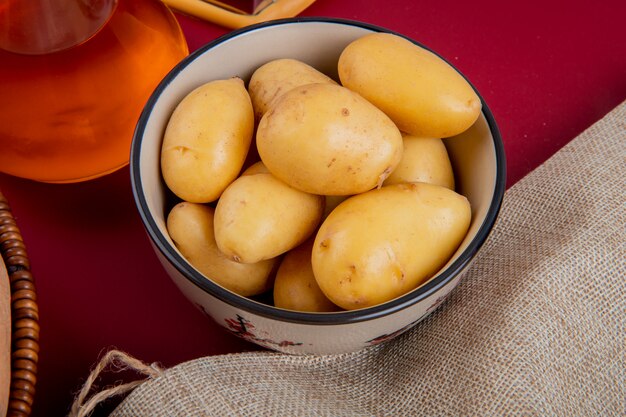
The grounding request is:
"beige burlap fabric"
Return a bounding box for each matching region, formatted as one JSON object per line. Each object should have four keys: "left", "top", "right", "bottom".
{"left": 111, "top": 102, "right": 625, "bottom": 416}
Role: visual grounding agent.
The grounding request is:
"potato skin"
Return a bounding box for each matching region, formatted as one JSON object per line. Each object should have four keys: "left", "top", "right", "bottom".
{"left": 273, "top": 240, "right": 340, "bottom": 312}
{"left": 257, "top": 83, "right": 403, "bottom": 195}
{"left": 161, "top": 78, "right": 254, "bottom": 203}
{"left": 312, "top": 182, "right": 471, "bottom": 310}
{"left": 241, "top": 160, "right": 269, "bottom": 176}
{"left": 166, "top": 202, "right": 275, "bottom": 296}
{"left": 383, "top": 134, "right": 455, "bottom": 190}
{"left": 338, "top": 33, "right": 481, "bottom": 138}
{"left": 248, "top": 58, "right": 337, "bottom": 121}
{"left": 214, "top": 172, "right": 324, "bottom": 264}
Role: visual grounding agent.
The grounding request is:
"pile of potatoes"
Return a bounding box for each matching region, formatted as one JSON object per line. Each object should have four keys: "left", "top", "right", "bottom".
{"left": 161, "top": 33, "right": 481, "bottom": 312}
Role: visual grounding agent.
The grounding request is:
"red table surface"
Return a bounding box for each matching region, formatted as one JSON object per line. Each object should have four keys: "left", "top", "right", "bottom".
{"left": 1, "top": 0, "right": 625, "bottom": 415}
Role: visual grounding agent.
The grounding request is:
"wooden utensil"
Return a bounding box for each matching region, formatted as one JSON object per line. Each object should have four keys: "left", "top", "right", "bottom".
{"left": 163, "top": 0, "right": 316, "bottom": 28}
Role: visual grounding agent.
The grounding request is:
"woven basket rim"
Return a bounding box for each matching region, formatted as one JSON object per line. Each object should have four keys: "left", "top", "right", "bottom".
{"left": 0, "top": 190, "right": 39, "bottom": 417}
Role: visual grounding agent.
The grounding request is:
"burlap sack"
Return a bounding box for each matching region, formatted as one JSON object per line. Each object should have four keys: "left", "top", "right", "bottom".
{"left": 110, "top": 102, "right": 625, "bottom": 416}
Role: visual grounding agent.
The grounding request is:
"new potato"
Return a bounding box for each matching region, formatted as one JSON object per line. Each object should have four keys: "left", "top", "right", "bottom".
{"left": 244, "top": 162, "right": 349, "bottom": 219}
{"left": 338, "top": 33, "right": 481, "bottom": 138}
{"left": 383, "top": 134, "right": 455, "bottom": 190}
{"left": 161, "top": 78, "right": 254, "bottom": 203}
{"left": 273, "top": 240, "right": 339, "bottom": 312}
{"left": 166, "top": 202, "right": 275, "bottom": 296}
{"left": 257, "top": 83, "right": 403, "bottom": 195}
{"left": 248, "top": 58, "right": 337, "bottom": 120}
{"left": 214, "top": 172, "right": 324, "bottom": 263}
{"left": 160, "top": 35, "right": 478, "bottom": 311}
{"left": 312, "top": 182, "right": 471, "bottom": 310}
{"left": 241, "top": 161, "right": 269, "bottom": 176}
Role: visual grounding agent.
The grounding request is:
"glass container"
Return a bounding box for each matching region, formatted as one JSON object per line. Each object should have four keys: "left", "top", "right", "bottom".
{"left": 0, "top": 0, "right": 189, "bottom": 182}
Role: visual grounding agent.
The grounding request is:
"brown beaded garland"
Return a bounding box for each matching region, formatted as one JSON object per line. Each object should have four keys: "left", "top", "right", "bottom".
{"left": 1, "top": 191, "right": 39, "bottom": 417}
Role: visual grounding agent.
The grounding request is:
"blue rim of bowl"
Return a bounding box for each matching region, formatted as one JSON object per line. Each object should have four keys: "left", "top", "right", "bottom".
{"left": 131, "top": 17, "right": 506, "bottom": 325}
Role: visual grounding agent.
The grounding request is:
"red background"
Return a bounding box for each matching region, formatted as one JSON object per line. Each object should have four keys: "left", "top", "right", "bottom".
{"left": 1, "top": 0, "right": 625, "bottom": 415}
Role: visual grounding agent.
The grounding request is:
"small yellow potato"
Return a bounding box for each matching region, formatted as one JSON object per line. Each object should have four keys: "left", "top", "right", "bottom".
{"left": 257, "top": 83, "right": 403, "bottom": 195}
{"left": 214, "top": 172, "right": 324, "bottom": 263}
{"left": 273, "top": 240, "right": 340, "bottom": 312}
{"left": 312, "top": 182, "right": 471, "bottom": 310}
{"left": 383, "top": 134, "right": 455, "bottom": 190}
{"left": 166, "top": 202, "right": 275, "bottom": 296}
{"left": 248, "top": 58, "right": 337, "bottom": 120}
{"left": 161, "top": 78, "right": 254, "bottom": 203}
{"left": 338, "top": 33, "right": 481, "bottom": 138}
{"left": 241, "top": 160, "right": 269, "bottom": 176}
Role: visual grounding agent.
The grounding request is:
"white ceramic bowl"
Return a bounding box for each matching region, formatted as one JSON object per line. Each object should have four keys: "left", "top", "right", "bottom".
{"left": 131, "top": 18, "right": 506, "bottom": 355}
